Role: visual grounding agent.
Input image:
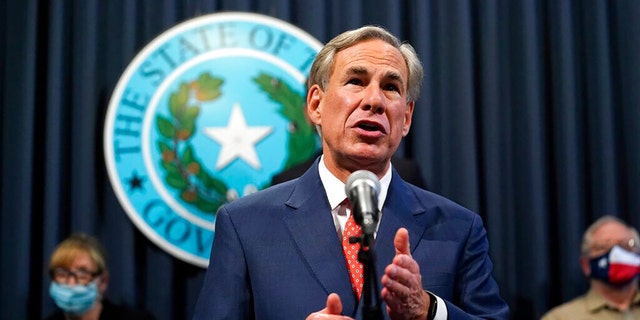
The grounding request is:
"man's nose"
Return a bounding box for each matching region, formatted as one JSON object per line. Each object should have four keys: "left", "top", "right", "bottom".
{"left": 362, "top": 86, "right": 385, "bottom": 114}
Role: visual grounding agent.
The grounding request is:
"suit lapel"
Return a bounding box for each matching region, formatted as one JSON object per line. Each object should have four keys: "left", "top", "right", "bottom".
{"left": 282, "top": 161, "right": 358, "bottom": 312}
{"left": 374, "top": 170, "right": 429, "bottom": 280}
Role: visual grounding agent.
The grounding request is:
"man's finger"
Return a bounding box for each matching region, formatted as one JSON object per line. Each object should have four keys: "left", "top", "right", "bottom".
{"left": 394, "top": 227, "right": 411, "bottom": 256}
{"left": 306, "top": 293, "right": 350, "bottom": 320}
{"left": 325, "top": 293, "right": 343, "bottom": 315}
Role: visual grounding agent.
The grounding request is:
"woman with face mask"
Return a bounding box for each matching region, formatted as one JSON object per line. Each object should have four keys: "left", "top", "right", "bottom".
{"left": 542, "top": 215, "right": 640, "bottom": 320}
{"left": 44, "top": 233, "right": 154, "bottom": 320}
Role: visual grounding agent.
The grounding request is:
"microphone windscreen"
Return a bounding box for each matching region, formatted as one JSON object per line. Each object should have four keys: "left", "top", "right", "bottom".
{"left": 345, "top": 170, "right": 380, "bottom": 199}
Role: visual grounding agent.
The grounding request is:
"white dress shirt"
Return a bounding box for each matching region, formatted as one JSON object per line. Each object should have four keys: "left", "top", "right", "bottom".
{"left": 317, "top": 156, "right": 391, "bottom": 236}
{"left": 316, "top": 156, "right": 447, "bottom": 319}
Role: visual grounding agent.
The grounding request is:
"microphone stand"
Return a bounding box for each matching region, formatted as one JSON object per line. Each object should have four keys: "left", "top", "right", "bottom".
{"left": 350, "top": 216, "right": 384, "bottom": 320}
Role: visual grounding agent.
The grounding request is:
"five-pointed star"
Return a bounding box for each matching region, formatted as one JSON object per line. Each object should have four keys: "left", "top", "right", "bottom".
{"left": 204, "top": 103, "right": 273, "bottom": 170}
{"left": 126, "top": 171, "right": 145, "bottom": 193}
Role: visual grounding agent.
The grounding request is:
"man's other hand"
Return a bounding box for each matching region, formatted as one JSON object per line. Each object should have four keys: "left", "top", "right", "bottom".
{"left": 306, "top": 293, "right": 354, "bottom": 320}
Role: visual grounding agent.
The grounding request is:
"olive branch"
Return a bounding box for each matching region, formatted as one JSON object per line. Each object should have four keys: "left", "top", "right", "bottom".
{"left": 155, "top": 73, "right": 227, "bottom": 213}
{"left": 252, "top": 73, "right": 318, "bottom": 174}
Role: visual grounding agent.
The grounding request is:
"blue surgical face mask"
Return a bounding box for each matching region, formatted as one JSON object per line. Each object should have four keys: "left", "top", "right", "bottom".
{"left": 49, "top": 281, "right": 98, "bottom": 315}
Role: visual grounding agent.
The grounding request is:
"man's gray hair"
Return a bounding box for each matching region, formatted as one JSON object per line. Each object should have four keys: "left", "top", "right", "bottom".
{"left": 307, "top": 25, "right": 424, "bottom": 103}
{"left": 581, "top": 215, "right": 640, "bottom": 256}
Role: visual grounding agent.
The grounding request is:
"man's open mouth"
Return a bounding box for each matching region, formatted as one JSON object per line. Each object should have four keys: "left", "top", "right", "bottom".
{"left": 356, "top": 121, "right": 384, "bottom": 133}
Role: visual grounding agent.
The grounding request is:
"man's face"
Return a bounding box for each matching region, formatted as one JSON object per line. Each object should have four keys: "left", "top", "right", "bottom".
{"left": 587, "top": 222, "right": 638, "bottom": 258}
{"left": 307, "top": 39, "right": 414, "bottom": 179}
{"left": 581, "top": 221, "right": 639, "bottom": 279}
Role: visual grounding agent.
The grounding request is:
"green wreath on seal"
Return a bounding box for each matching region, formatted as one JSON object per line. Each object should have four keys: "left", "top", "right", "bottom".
{"left": 252, "top": 73, "right": 318, "bottom": 180}
{"left": 156, "top": 73, "right": 227, "bottom": 213}
{"left": 155, "top": 72, "right": 318, "bottom": 215}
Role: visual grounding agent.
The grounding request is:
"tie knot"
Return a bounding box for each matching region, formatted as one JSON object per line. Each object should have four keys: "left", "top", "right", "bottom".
{"left": 344, "top": 212, "right": 361, "bottom": 237}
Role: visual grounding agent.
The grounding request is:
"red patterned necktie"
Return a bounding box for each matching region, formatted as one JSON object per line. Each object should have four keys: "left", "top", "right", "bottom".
{"left": 342, "top": 208, "right": 363, "bottom": 299}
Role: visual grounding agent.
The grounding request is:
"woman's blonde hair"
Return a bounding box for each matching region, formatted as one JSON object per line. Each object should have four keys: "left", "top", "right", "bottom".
{"left": 49, "top": 232, "right": 107, "bottom": 274}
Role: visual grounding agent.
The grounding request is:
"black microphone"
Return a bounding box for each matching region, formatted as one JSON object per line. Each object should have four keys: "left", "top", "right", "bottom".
{"left": 345, "top": 170, "right": 381, "bottom": 236}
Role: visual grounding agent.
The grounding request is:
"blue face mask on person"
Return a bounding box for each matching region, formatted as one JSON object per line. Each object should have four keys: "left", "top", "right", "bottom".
{"left": 49, "top": 281, "right": 98, "bottom": 315}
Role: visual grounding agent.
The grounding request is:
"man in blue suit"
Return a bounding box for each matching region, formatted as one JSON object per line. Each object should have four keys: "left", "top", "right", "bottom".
{"left": 194, "top": 25, "right": 509, "bottom": 319}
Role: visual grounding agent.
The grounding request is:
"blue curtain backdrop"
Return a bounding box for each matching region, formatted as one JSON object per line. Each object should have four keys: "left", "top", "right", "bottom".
{"left": 2, "top": 0, "right": 639, "bottom": 319}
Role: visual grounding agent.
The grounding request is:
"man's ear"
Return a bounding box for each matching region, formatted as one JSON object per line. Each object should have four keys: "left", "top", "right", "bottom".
{"left": 306, "top": 84, "right": 323, "bottom": 126}
{"left": 402, "top": 101, "right": 414, "bottom": 137}
{"left": 579, "top": 256, "right": 590, "bottom": 277}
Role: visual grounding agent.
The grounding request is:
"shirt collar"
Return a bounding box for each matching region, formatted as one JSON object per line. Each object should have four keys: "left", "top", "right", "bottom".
{"left": 318, "top": 155, "right": 392, "bottom": 211}
{"left": 585, "top": 287, "right": 640, "bottom": 313}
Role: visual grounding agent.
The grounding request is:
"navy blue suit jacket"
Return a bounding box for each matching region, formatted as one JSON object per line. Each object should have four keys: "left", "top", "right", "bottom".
{"left": 194, "top": 160, "right": 509, "bottom": 319}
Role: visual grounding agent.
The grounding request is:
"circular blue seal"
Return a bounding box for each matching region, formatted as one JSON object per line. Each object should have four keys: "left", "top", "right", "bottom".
{"left": 104, "top": 13, "right": 322, "bottom": 267}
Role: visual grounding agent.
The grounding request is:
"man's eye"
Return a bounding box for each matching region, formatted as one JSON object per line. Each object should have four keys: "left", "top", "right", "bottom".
{"left": 347, "top": 78, "right": 362, "bottom": 85}
{"left": 384, "top": 84, "right": 400, "bottom": 92}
